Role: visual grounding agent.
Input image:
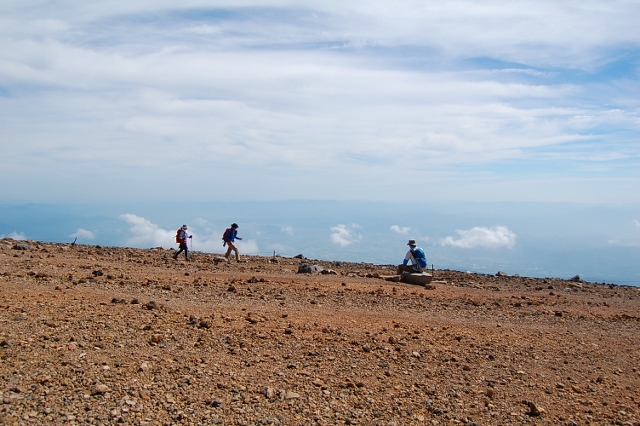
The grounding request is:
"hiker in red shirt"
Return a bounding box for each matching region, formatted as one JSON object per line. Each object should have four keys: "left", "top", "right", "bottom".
{"left": 173, "top": 224, "right": 191, "bottom": 260}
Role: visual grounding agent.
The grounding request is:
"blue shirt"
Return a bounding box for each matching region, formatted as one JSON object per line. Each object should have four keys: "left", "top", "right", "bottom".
{"left": 403, "top": 246, "right": 427, "bottom": 270}
{"left": 223, "top": 228, "right": 239, "bottom": 243}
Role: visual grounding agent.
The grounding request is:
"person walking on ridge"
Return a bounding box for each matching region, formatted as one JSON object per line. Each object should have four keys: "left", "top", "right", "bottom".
{"left": 222, "top": 223, "right": 243, "bottom": 262}
{"left": 397, "top": 239, "right": 427, "bottom": 274}
{"left": 174, "top": 224, "right": 191, "bottom": 260}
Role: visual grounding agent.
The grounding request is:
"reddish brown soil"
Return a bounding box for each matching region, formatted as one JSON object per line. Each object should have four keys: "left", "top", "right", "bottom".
{"left": 1, "top": 240, "right": 639, "bottom": 425}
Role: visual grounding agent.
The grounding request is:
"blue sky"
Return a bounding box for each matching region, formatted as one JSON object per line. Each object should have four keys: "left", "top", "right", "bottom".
{"left": 0, "top": 2, "right": 639, "bottom": 282}
{"left": 1, "top": 0, "right": 638, "bottom": 204}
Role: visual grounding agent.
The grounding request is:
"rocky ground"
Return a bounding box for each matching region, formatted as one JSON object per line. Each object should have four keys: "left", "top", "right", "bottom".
{"left": 1, "top": 239, "right": 639, "bottom": 426}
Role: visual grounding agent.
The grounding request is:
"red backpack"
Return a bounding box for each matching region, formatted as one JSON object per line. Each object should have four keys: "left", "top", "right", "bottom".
{"left": 175, "top": 229, "right": 184, "bottom": 244}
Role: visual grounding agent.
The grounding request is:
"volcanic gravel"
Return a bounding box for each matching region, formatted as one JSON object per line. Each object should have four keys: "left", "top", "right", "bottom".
{"left": 1, "top": 240, "right": 639, "bottom": 425}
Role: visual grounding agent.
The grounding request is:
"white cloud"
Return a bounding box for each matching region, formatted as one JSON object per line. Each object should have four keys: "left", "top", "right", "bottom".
{"left": 119, "top": 214, "right": 174, "bottom": 248}
{"left": 607, "top": 238, "right": 640, "bottom": 248}
{"left": 0, "top": 1, "right": 638, "bottom": 204}
{"left": 1, "top": 232, "right": 26, "bottom": 240}
{"left": 70, "top": 228, "right": 95, "bottom": 241}
{"left": 390, "top": 225, "right": 410, "bottom": 235}
{"left": 440, "top": 226, "right": 517, "bottom": 249}
{"left": 191, "top": 217, "right": 210, "bottom": 227}
{"left": 281, "top": 226, "right": 294, "bottom": 236}
{"left": 607, "top": 219, "right": 640, "bottom": 248}
{"left": 330, "top": 224, "right": 362, "bottom": 247}
{"left": 235, "top": 239, "right": 260, "bottom": 256}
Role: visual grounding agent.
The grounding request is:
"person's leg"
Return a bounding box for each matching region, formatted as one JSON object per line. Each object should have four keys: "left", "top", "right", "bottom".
{"left": 398, "top": 264, "right": 422, "bottom": 274}
{"left": 175, "top": 243, "right": 188, "bottom": 259}
{"left": 224, "top": 244, "right": 232, "bottom": 259}
{"left": 397, "top": 264, "right": 414, "bottom": 274}
{"left": 226, "top": 241, "right": 239, "bottom": 261}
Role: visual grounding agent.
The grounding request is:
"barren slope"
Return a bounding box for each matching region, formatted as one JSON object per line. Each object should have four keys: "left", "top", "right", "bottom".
{"left": 1, "top": 241, "right": 639, "bottom": 425}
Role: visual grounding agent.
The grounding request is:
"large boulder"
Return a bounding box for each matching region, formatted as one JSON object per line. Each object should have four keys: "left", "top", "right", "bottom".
{"left": 297, "top": 263, "right": 323, "bottom": 274}
{"left": 13, "top": 242, "right": 30, "bottom": 251}
{"left": 401, "top": 272, "right": 433, "bottom": 286}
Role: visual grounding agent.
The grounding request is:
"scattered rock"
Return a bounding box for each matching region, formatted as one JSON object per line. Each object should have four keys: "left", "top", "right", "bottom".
{"left": 143, "top": 301, "right": 158, "bottom": 310}
{"left": 0, "top": 241, "right": 637, "bottom": 425}
{"left": 401, "top": 272, "right": 433, "bottom": 286}
{"left": 525, "top": 401, "right": 543, "bottom": 416}
{"left": 284, "top": 390, "right": 300, "bottom": 399}
{"left": 297, "top": 263, "right": 323, "bottom": 274}
{"left": 93, "top": 384, "right": 110, "bottom": 394}
{"left": 383, "top": 275, "right": 401, "bottom": 282}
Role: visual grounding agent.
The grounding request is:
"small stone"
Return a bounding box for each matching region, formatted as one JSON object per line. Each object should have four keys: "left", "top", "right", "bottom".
{"left": 263, "top": 387, "right": 277, "bottom": 399}
{"left": 94, "top": 384, "right": 110, "bottom": 394}
{"left": 285, "top": 390, "right": 300, "bottom": 399}
{"left": 525, "top": 401, "right": 542, "bottom": 416}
